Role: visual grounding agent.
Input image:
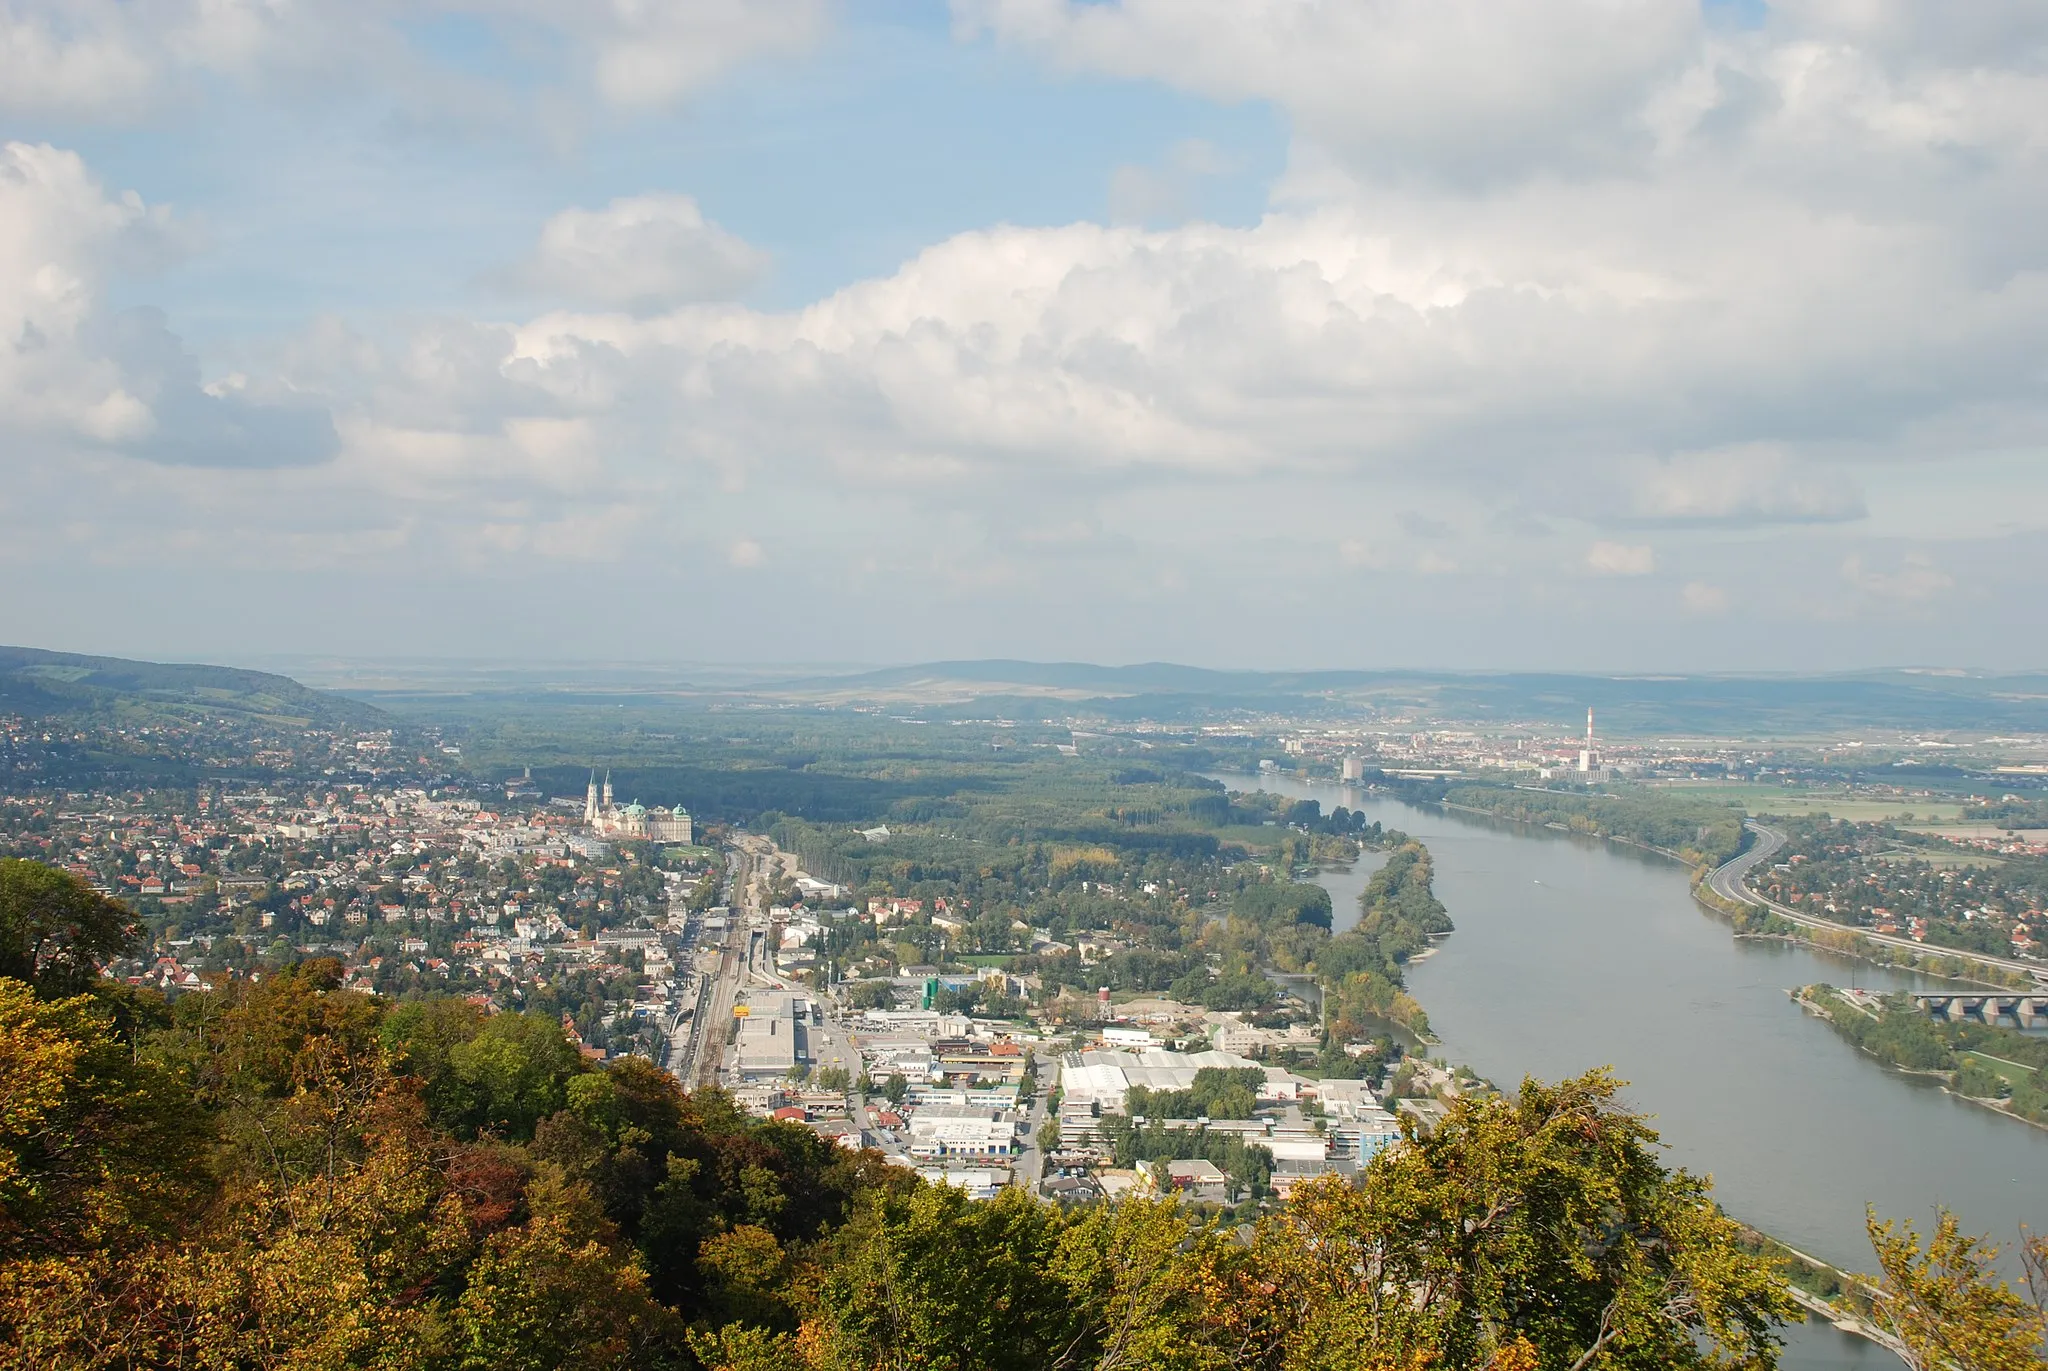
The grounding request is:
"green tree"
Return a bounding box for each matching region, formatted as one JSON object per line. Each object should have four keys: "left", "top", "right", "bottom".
{"left": 0, "top": 861, "right": 136, "bottom": 999}
{"left": 382, "top": 995, "right": 488, "bottom": 1124}
{"left": 450, "top": 1012, "right": 590, "bottom": 1140}
{"left": 806, "top": 1186, "right": 1080, "bottom": 1371}
{"left": 882, "top": 1074, "right": 908, "bottom": 1107}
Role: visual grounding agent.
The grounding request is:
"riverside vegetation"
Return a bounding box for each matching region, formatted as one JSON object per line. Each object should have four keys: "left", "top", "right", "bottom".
{"left": 1797, "top": 985, "right": 2048, "bottom": 1127}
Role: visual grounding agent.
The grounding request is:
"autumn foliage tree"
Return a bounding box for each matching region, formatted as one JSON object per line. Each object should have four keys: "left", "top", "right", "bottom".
{"left": 1865, "top": 1209, "right": 2047, "bottom": 1371}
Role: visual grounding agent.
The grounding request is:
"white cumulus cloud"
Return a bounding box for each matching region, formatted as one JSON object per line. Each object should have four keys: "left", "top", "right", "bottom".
{"left": 0, "top": 142, "right": 335, "bottom": 468}
{"left": 955, "top": 0, "right": 1705, "bottom": 185}
{"left": 1626, "top": 448, "right": 1867, "bottom": 526}
{"left": 10, "top": 4, "right": 2048, "bottom": 664}
{"left": 502, "top": 194, "right": 769, "bottom": 312}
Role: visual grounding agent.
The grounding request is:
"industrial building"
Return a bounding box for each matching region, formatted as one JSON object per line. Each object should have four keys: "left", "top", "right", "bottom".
{"left": 734, "top": 992, "right": 808, "bottom": 1081}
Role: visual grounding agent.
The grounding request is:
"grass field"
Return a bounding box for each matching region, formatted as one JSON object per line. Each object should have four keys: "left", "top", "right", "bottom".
{"left": 1766, "top": 797, "right": 1969, "bottom": 821}
{"left": 1647, "top": 781, "right": 1968, "bottom": 822}
{"left": 1205, "top": 824, "right": 1292, "bottom": 851}
{"left": 1873, "top": 847, "right": 2004, "bottom": 869}
{"left": 1961, "top": 1050, "right": 2039, "bottom": 1090}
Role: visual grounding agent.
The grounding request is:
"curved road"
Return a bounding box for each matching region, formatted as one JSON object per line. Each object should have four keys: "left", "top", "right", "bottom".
{"left": 1708, "top": 821, "right": 2048, "bottom": 984}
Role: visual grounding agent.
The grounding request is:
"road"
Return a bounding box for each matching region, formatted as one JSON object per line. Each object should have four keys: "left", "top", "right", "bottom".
{"left": 1010, "top": 1082, "right": 1050, "bottom": 1191}
{"left": 1708, "top": 820, "right": 2048, "bottom": 983}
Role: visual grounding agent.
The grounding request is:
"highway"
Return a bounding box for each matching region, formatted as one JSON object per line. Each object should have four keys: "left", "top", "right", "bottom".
{"left": 1707, "top": 820, "right": 2048, "bottom": 984}
{"left": 1010, "top": 1076, "right": 1049, "bottom": 1190}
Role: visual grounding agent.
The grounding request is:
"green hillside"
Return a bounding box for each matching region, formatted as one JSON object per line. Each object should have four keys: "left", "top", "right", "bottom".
{"left": 0, "top": 645, "right": 386, "bottom": 729}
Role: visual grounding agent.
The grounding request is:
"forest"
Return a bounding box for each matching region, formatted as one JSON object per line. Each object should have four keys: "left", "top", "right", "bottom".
{"left": 1434, "top": 784, "right": 1748, "bottom": 868}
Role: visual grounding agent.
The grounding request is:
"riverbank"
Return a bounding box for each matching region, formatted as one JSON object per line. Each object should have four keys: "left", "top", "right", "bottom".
{"left": 1438, "top": 798, "right": 1700, "bottom": 865}
{"left": 1701, "top": 885, "right": 2023, "bottom": 990}
{"left": 1440, "top": 790, "right": 2032, "bottom": 991}
{"left": 1210, "top": 771, "right": 2045, "bottom": 1370}
{"left": 1732, "top": 1225, "right": 1908, "bottom": 1359}
{"left": 1350, "top": 827, "right": 1911, "bottom": 1358}
{"left": 1792, "top": 985, "right": 2048, "bottom": 1135}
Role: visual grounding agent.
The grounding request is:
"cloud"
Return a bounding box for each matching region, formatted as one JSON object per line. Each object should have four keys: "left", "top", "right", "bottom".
{"left": 1842, "top": 551, "right": 1953, "bottom": 604}
{"left": 954, "top": 0, "right": 1705, "bottom": 186}
{"left": 728, "top": 538, "right": 765, "bottom": 568}
{"left": 1681, "top": 581, "right": 1730, "bottom": 615}
{"left": 1586, "top": 541, "right": 1655, "bottom": 576}
{"left": 500, "top": 195, "right": 769, "bottom": 312}
{"left": 1337, "top": 537, "right": 1384, "bottom": 569}
{"left": 12, "top": 6, "right": 2048, "bottom": 666}
{"left": 0, "top": 142, "right": 336, "bottom": 468}
{"left": 546, "top": 0, "right": 828, "bottom": 111}
{"left": 95, "top": 311, "right": 338, "bottom": 468}
{"left": 1625, "top": 448, "right": 1866, "bottom": 526}
{"left": 0, "top": 0, "right": 828, "bottom": 120}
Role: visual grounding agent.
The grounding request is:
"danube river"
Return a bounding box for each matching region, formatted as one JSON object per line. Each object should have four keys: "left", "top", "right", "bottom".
{"left": 1211, "top": 774, "right": 2048, "bottom": 1370}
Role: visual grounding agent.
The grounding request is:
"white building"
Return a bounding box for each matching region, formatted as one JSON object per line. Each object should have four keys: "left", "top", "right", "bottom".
{"left": 908, "top": 1112, "right": 1018, "bottom": 1159}
{"left": 916, "top": 1167, "right": 1005, "bottom": 1199}
{"left": 734, "top": 993, "right": 806, "bottom": 1080}
{"left": 1055, "top": 1047, "right": 1265, "bottom": 1115}
{"left": 582, "top": 770, "right": 692, "bottom": 843}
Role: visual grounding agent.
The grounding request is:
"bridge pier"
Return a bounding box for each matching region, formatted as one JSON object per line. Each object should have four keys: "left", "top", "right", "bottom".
{"left": 1908, "top": 992, "right": 2048, "bottom": 1028}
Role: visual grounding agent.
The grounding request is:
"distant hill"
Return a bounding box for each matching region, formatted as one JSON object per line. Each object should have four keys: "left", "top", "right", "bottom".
{"left": 0, "top": 646, "right": 388, "bottom": 729}
{"left": 316, "top": 653, "right": 2048, "bottom": 737}
{"left": 771, "top": 661, "right": 2048, "bottom": 734}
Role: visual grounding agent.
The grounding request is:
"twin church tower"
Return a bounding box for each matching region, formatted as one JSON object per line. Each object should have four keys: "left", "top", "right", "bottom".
{"left": 583, "top": 770, "right": 693, "bottom": 843}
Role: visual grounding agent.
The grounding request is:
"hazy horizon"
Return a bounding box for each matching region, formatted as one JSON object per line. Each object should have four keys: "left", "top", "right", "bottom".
{"left": 23, "top": 646, "right": 2048, "bottom": 686}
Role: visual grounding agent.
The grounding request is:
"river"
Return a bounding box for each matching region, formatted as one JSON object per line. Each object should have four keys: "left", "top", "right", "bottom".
{"left": 1210, "top": 773, "right": 2048, "bottom": 1370}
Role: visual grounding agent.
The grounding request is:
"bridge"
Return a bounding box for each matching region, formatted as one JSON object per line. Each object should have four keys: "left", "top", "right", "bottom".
{"left": 1907, "top": 991, "right": 2048, "bottom": 1028}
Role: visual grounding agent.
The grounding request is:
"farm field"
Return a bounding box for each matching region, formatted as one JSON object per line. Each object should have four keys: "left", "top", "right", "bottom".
{"left": 1646, "top": 781, "right": 1967, "bottom": 822}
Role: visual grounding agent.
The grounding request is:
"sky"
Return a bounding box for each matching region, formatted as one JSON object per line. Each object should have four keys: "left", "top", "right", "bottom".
{"left": 4, "top": 0, "right": 2047, "bottom": 674}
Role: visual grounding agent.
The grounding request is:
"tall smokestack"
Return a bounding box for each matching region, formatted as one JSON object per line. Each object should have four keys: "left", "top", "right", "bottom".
{"left": 1587, "top": 708, "right": 1595, "bottom": 750}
